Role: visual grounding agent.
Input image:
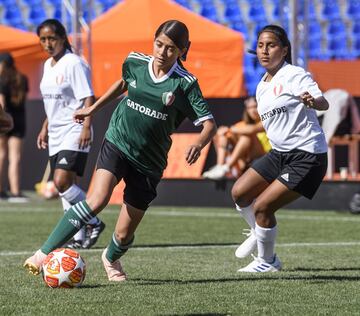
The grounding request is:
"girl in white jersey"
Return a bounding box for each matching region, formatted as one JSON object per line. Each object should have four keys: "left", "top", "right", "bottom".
{"left": 24, "top": 20, "right": 217, "bottom": 281}
{"left": 35, "top": 19, "right": 105, "bottom": 250}
{"left": 232, "top": 25, "right": 329, "bottom": 272}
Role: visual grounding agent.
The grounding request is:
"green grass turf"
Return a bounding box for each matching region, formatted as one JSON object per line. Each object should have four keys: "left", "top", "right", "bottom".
{"left": 1, "top": 196, "right": 360, "bottom": 315}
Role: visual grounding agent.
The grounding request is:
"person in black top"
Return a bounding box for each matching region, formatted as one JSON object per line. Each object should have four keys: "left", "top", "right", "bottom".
{"left": 0, "top": 52, "right": 29, "bottom": 202}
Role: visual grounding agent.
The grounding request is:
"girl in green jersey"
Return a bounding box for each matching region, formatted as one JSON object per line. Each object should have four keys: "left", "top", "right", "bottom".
{"left": 24, "top": 20, "right": 217, "bottom": 282}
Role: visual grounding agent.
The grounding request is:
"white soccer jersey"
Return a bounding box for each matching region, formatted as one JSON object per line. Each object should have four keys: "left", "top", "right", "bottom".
{"left": 256, "top": 62, "right": 327, "bottom": 153}
{"left": 40, "top": 51, "right": 94, "bottom": 156}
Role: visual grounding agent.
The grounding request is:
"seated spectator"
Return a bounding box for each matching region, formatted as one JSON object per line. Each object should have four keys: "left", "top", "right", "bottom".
{"left": 203, "top": 96, "right": 271, "bottom": 180}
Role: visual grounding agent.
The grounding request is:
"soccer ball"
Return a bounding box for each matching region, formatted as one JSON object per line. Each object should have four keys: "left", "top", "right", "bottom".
{"left": 42, "top": 248, "right": 86, "bottom": 288}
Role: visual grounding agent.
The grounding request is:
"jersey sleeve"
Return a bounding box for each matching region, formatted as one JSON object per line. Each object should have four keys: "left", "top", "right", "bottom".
{"left": 183, "top": 81, "right": 214, "bottom": 126}
{"left": 291, "top": 68, "right": 323, "bottom": 99}
{"left": 69, "top": 60, "right": 94, "bottom": 100}
{"left": 122, "top": 52, "right": 147, "bottom": 83}
{"left": 122, "top": 56, "right": 131, "bottom": 83}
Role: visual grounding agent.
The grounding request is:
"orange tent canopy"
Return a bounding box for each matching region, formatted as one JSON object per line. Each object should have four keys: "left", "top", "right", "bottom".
{"left": 86, "top": 0, "right": 245, "bottom": 98}
{"left": 0, "top": 24, "right": 46, "bottom": 99}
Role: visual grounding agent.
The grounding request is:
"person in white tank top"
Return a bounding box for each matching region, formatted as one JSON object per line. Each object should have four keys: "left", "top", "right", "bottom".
{"left": 35, "top": 19, "right": 105, "bottom": 250}
{"left": 232, "top": 25, "right": 329, "bottom": 273}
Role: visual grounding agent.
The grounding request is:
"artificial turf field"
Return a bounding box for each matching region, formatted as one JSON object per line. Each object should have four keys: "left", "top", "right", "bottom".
{"left": 1, "top": 195, "right": 360, "bottom": 315}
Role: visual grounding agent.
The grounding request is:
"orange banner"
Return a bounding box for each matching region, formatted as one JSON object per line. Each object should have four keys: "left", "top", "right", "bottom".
{"left": 309, "top": 60, "right": 360, "bottom": 96}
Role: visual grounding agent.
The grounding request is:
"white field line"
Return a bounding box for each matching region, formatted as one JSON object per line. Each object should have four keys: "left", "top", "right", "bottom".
{"left": 2, "top": 241, "right": 360, "bottom": 257}
{"left": 0, "top": 206, "right": 359, "bottom": 222}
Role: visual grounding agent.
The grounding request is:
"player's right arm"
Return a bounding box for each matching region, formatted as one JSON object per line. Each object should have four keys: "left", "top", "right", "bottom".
{"left": 37, "top": 118, "right": 48, "bottom": 149}
{"left": 74, "top": 79, "right": 128, "bottom": 123}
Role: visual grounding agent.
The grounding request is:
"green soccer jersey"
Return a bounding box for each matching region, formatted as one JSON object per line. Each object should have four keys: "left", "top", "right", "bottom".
{"left": 105, "top": 52, "right": 214, "bottom": 179}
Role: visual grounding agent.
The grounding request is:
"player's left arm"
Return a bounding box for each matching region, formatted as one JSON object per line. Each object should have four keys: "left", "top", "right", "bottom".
{"left": 183, "top": 79, "right": 217, "bottom": 164}
{"left": 293, "top": 68, "right": 329, "bottom": 111}
{"left": 186, "top": 119, "right": 217, "bottom": 165}
{"left": 78, "top": 95, "right": 95, "bottom": 150}
{"left": 301, "top": 92, "right": 329, "bottom": 111}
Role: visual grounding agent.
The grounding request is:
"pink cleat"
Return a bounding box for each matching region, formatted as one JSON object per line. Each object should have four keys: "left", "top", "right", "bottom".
{"left": 23, "top": 249, "right": 47, "bottom": 275}
{"left": 101, "top": 248, "right": 127, "bottom": 282}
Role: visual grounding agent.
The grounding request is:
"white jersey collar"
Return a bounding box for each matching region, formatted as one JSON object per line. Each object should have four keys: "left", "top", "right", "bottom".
{"left": 148, "top": 57, "right": 178, "bottom": 83}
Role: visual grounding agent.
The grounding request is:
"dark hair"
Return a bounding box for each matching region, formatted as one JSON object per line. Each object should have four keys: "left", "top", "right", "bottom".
{"left": 0, "top": 52, "right": 28, "bottom": 107}
{"left": 36, "top": 19, "right": 73, "bottom": 53}
{"left": 155, "top": 20, "right": 191, "bottom": 61}
{"left": 257, "top": 24, "right": 292, "bottom": 64}
{"left": 0, "top": 53, "right": 14, "bottom": 67}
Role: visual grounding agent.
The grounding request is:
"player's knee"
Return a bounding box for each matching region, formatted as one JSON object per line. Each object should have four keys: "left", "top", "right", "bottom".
{"left": 253, "top": 200, "right": 273, "bottom": 222}
{"left": 113, "top": 231, "right": 134, "bottom": 245}
{"left": 53, "top": 176, "right": 71, "bottom": 193}
{"left": 86, "top": 193, "right": 110, "bottom": 214}
{"left": 231, "top": 186, "right": 252, "bottom": 206}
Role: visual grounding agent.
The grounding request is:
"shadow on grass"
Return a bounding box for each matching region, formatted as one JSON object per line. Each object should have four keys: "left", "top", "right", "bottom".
{"left": 87, "top": 242, "right": 237, "bottom": 250}
{"left": 80, "top": 284, "right": 109, "bottom": 289}
{"left": 132, "top": 243, "right": 237, "bottom": 248}
{"left": 129, "top": 273, "right": 360, "bottom": 285}
{"left": 161, "top": 314, "right": 229, "bottom": 316}
{"left": 289, "top": 267, "right": 360, "bottom": 272}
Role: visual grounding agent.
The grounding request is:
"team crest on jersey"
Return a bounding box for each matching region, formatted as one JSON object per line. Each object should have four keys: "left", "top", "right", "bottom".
{"left": 56, "top": 74, "right": 64, "bottom": 85}
{"left": 273, "top": 83, "right": 283, "bottom": 96}
{"left": 162, "top": 91, "right": 175, "bottom": 106}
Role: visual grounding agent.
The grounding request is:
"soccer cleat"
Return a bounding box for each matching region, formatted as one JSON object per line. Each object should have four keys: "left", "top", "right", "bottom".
{"left": 237, "top": 254, "right": 282, "bottom": 273}
{"left": 202, "top": 164, "right": 229, "bottom": 180}
{"left": 23, "top": 249, "right": 47, "bottom": 275}
{"left": 0, "top": 191, "right": 9, "bottom": 201}
{"left": 235, "top": 229, "right": 257, "bottom": 258}
{"left": 8, "top": 193, "right": 29, "bottom": 203}
{"left": 65, "top": 239, "right": 83, "bottom": 249}
{"left": 101, "top": 248, "right": 127, "bottom": 281}
{"left": 82, "top": 221, "right": 106, "bottom": 249}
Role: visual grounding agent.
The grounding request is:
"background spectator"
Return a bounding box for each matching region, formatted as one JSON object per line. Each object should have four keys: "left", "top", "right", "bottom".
{"left": 203, "top": 96, "right": 271, "bottom": 180}
{"left": 0, "top": 52, "right": 29, "bottom": 202}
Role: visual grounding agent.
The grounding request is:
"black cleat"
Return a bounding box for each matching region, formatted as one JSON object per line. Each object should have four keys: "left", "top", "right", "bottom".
{"left": 64, "top": 239, "right": 83, "bottom": 249}
{"left": 82, "top": 221, "right": 106, "bottom": 249}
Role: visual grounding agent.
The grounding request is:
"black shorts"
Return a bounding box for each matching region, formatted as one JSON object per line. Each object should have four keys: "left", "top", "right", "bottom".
{"left": 6, "top": 112, "right": 25, "bottom": 138}
{"left": 49, "top": 150, "right": 88, "bottom": 177}
{"left": 251, "top": 149, "right": 328, "bottom": 199}
{"left": 96, "top": 138, "right": 161, "bottom": 211}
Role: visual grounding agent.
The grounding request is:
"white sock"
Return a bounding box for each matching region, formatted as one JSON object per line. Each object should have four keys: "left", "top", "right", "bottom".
{"left": 59, "top": 184, "right": 99, "bottom": 226}
{"left": 235, "top": 202, "right": 256, "bottom": 229}
{"left": 61, "top": 197, "right": 71, "bottom": 212}
{"left": 255, "top": 223, "right": 277, "bottom": 263}
{"left": 59, "top": 184, "right": 86, "bottom": 204}
{"left": 59, "top": 185, "right": 88, "bottom": 241}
